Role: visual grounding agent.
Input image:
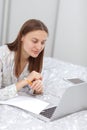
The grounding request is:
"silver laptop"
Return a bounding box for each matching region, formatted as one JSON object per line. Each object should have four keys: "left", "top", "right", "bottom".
{"left": 31, "top": 82, "right": 87, "bottom": 122}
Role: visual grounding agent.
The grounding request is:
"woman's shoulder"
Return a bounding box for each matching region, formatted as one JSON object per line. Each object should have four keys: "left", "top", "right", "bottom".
{"left": 0, "top": 44, "right": 9, "bottom": 51}
{"left": 0, "top": 44, "right": 12, "bottom": 59}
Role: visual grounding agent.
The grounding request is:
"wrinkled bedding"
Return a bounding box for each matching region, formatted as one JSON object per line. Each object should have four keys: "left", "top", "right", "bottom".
{"left": 0, "top": 57, "right": 87, "bottom": 130}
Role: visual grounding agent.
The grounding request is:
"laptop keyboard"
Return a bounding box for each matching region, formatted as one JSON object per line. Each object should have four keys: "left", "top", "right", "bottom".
{"left": 40, "top": 106, "right": 57, "bottom": 118}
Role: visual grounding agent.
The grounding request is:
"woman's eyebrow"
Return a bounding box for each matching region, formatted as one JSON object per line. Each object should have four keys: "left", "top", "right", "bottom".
{"left": 32, "top": 38, "right": 38, "bottom": 40}
{"left": 43, "top": 39, "right": 47, "bottom": 42}
{"left": 32, "top": 38, "right": 47, "bottom": 42}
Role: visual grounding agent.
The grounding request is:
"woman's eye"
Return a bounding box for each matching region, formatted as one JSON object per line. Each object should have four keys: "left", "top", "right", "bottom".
{"left": 41, "top": 42, "right": 45, "bottom": 45}
{"left": 32, "top": 40, "right": 37, "bottom": 43}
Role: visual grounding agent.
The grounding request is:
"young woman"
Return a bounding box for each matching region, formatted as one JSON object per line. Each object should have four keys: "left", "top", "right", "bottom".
{"left": 0, "top": 19, "right": 48, "bottom": 100}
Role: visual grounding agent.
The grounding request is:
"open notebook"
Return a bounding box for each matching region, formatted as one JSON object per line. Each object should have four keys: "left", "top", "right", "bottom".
{"left": 0, "top": 95, "right": 49, "bottom": 114}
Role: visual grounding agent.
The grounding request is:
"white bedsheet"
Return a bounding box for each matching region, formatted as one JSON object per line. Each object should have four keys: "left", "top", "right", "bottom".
{"left": 0, "top": 57, "right": 87, "bottom": 130}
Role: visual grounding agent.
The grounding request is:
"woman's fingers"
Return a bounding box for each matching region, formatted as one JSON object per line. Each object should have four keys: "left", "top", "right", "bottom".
{"left": 31, "top": 80, "right": 43, "bottom": 94}
{"left": 27, "top": 71, "right": 42, "bottom": 82}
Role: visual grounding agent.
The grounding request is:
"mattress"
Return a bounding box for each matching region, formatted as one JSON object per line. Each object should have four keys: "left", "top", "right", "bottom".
{"left": 0, "top": 57, "right": 87, "bottom": 130}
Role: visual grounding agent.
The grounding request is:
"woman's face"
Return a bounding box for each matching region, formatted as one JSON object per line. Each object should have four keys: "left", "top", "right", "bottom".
{"left": 21, "top": 30, "right": 48, "bottom": 58}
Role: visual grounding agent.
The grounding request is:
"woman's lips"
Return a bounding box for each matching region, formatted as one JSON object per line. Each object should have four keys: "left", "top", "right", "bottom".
{"left": 32, "top": 50, "right": 40, "bottom": 55}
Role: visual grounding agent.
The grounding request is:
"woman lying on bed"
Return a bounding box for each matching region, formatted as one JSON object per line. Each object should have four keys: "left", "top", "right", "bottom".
{"left": 0, "top": 19, "right": 48, "bottom": 100}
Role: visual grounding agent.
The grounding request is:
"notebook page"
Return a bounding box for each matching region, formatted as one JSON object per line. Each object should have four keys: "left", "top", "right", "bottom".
{"left": 0, "top": 95, "right": 49, "bottom": 114}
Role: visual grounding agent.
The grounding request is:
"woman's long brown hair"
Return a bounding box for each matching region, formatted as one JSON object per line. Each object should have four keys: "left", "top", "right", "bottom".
{"left": 7, "top": 19, "right": 48, "bottom": 77}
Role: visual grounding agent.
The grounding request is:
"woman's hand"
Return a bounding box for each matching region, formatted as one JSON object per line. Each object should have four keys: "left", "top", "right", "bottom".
{"left": 31, "top": 79, "right": 43, "bottom": 94}
{"left": 16, "top": 71, "right": 42, "bottom": 91}
{"left": 26, "top": 71, "right": 42, "bottom": 82}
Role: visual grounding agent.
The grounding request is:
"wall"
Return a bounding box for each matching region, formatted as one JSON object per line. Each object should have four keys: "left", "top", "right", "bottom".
{"left": 1, "top": 0, "right": 58, "bottom": 57}
{"left": 53, "top": 0, "right": 87, "bottom": 66}
{"left": 0, "top": 0, "right": 4, "bottom": 43}
{"left": 0, "top": 0, "right": 87, "bottom": 67}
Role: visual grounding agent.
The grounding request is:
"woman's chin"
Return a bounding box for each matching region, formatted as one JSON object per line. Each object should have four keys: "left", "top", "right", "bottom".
{"left": 31, "top": 53, "right": 39, "bottom": 58}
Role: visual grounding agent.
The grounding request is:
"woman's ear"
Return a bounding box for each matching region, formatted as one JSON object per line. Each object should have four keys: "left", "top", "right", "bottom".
{"left": 21, "top": 36, "right": 24, "bottom": 42}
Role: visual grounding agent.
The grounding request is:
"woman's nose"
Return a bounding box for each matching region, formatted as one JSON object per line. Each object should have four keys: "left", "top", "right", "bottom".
{"left": 36, "top": 42, "right": 42, "bottom": 50}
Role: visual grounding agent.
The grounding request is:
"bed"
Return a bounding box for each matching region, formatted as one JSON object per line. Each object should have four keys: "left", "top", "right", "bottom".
{"left": 0, "top": 57, "right": 87, "bottom": 130}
